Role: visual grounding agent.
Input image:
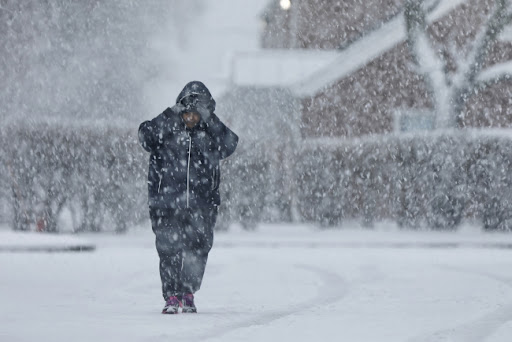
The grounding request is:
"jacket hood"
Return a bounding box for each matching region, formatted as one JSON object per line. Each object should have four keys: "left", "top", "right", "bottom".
{"left": 175, "top": 81, "right": 216, "bottom": 119}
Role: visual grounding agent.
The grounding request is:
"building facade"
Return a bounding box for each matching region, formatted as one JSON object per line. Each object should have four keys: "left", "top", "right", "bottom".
{"left": 261, "top": 0, "right": 404, "bottom": 49}
{"left": 261, "top": 0, "right": 512, "bottom": 139}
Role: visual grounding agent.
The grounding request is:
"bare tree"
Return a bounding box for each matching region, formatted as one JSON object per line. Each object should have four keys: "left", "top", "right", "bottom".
{"left": 405, "top": 0, "right": 512, "bottom": 128}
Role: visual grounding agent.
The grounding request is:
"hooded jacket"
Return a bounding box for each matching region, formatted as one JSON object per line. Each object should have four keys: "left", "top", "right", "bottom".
{"left": 138, "top": 81, "right": 238, "bottom": 209}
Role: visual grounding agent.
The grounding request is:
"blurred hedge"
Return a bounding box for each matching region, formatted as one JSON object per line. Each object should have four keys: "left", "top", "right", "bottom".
{"left": 1, "top": 120, "right": 511, "bottom": 232}
{"left": 297, "top": 130, "right": 512, "bottom": 230}
{"left": 0, "top": 120, "right": 147, "bottom": 232}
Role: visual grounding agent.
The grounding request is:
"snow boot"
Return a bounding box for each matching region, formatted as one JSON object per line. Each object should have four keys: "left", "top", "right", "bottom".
{"left": 162, "top": 296, "right": 181, "bottom": 314}
{"left": 182, "top": 293, "right": 197, "bottom": 313}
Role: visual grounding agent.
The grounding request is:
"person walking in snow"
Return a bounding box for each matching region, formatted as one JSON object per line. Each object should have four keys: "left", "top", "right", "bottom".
{"left": 138, "top": 81, "right": 238, "bottom": 314}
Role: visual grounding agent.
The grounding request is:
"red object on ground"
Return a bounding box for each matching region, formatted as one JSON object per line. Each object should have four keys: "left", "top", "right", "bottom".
{"left": 36, "top": 218, "right": 46, "bottom": 232}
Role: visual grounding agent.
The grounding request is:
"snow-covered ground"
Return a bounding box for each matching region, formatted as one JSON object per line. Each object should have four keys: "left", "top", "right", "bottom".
{"left": 0, "top": 230, "right": 95, "bottom": 252}
{"left": 2, "top": 223, "right": 512, "bottom": 342}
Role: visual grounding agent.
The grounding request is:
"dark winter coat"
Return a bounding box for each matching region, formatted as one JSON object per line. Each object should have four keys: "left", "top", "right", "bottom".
{"left": 138, "top": 82, "right": 238, "bottom": 209}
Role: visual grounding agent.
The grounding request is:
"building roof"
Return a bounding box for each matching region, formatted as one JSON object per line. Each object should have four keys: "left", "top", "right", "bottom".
{"left": 291, "top": 0, "right": 468, "bottom": 97}
{"left": 226, "top": 0, "right": 468, "bottom": 98}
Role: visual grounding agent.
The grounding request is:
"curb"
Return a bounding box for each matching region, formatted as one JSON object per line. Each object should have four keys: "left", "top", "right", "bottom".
{"left": 0, "top": 245, "right": 96, "bottom": 253}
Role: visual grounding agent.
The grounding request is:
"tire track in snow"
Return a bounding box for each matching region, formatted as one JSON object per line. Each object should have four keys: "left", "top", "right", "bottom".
{"left": 201, "top": 264, "right": 348, "bottom": 341}
{"left": 407, "top": 265, "right": 512, "bottom": 342}
{"left": 146, "top": 264, "right": 348, "bottom": 342}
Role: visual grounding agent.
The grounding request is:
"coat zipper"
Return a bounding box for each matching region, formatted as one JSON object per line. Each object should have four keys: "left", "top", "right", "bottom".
{"left": 212, "top": 168, "right": 216, "bottom": 190}
{"left": 186, "top": 132, "right": 192, "bottom": 208}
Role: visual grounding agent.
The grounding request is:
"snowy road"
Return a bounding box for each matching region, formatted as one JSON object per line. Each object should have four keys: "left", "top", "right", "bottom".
{"left": 2, "top": 226, "right": 512, "bottom": 342}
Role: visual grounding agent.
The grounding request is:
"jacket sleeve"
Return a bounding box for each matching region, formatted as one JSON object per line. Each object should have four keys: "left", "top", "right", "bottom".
{"left": 207, "top": 113, "right": 239, "bottom": 159}
{"left": 138, "top": 112, "right": 168, "bottom": 152}
{"left": 138, "top": 121, "right": 157, "bottom": 152}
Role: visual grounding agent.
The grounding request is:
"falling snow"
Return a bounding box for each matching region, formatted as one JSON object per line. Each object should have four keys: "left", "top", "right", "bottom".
{"left": 2, "top": 0, "right": 512, "bottom": 341}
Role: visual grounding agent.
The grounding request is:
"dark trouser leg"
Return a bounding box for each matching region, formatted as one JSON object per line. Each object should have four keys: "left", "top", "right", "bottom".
{"left": 150, "top": 209, "right": 185, "bottom": 300}
{"left": 180, "top": 208, "right": 217, "bottom": 294}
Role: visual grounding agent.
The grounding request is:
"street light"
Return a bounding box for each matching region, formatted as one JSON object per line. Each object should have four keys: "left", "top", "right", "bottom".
{"left": 280, "top": 0, "right": 291, "bottom": 10}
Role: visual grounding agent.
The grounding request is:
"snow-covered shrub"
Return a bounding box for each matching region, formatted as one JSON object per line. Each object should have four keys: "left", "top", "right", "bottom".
{"left": 218, "top": 154, "right": 270, "bottom": 230}
{"left": 465, "top": 136, "right": 512, "bottom": 230}
{"left": 0, "top": 130, "right": 12, "bottom": 225}
{"left": 217, "top": 87, "right": 301, "bottom": 228}
{"left": 0, "top": 119, "right": 147, "bottom": 233}
{"left": 297, "top": 130, "right": 512, "bottom": 230}
{"left": 3, "top": 116, "right": 512, "bottom": 232}
{"left": 297, "top": 137, "right": 398, "bottom": 228}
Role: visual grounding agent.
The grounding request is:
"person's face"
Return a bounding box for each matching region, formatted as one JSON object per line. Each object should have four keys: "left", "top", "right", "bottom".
{"left": 182, "top": 112, "right": 200, "bottom": 128}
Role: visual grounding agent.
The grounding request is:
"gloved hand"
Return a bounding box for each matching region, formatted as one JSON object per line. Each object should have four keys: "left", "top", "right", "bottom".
{"left": 178, "top": 94, "right": 212, "bottom": 120}
{"left": 195, "top": 102, "right": 211, "bottom": 121}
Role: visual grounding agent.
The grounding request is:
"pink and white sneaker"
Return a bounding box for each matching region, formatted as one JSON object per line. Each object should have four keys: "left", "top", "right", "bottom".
{"left": 162, "top": 296, "right": 181, "bottom": 314}
{"left": 182, "top": 293, "right": 197, "bottom": 313}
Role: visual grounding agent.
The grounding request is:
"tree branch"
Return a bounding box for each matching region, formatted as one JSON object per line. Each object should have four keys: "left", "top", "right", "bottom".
{"left": 425, "top": 0, "right": 442, "bottom": 14}
{"left": 472, "top": 61, "right": 512, "bottom": 92}
{"left": 404, "top": 0, "right": 451, "bottom": 127}
{"left": 455, "top": 0, "right": 511, "bottom": 88}
{"left": 446, "top": 41, "right": 462, "bottom": 76}
{"left": 405, "top": 0, "right": 447, "bottom": 78}
{"left": 471, "top": 74, "right": 512, "bottom": 96}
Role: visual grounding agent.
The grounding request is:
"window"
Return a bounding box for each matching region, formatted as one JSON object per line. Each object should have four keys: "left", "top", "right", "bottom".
{"left": 394, "top": 109, "right": 435, "bottom": 132}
